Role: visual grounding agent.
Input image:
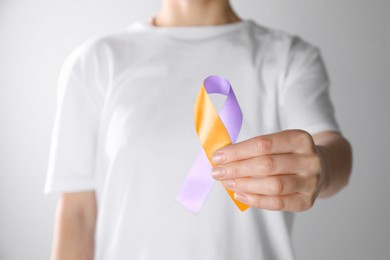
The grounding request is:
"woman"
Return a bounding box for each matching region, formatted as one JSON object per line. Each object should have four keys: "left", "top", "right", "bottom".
{"left": 46, "top": 0, "right": 352, "bottom": 259}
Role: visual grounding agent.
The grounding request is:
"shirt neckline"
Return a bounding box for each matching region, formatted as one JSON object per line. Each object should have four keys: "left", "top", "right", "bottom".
{"left": 129, "top": 19, "right": 253, "bottom": 40}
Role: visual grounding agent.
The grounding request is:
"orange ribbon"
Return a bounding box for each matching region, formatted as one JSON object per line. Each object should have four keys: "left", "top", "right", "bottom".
{"left": 195, "top": 83, "right": 249, "bottom": 211}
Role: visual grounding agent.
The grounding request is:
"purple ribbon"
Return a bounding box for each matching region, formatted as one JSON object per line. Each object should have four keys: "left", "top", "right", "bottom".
{"left": 176, "top": 75, "right": 243, "bottom": 214}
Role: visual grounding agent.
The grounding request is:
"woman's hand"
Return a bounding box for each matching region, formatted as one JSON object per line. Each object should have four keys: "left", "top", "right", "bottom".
{"left": 211, "top": 129, "right": 328, "bottom": 212}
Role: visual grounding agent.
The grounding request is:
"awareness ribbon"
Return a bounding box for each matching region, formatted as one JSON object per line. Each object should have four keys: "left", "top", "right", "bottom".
{"left": 176, "top": 75, "right": 249, "bottom": 214}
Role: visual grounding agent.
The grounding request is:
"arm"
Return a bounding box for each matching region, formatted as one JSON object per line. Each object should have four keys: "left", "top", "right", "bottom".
{"left": 51, "top": 191, "right": 97, "bottom": 260}
{"left": 313, "top": 131, "right": 352, "bottom": 198}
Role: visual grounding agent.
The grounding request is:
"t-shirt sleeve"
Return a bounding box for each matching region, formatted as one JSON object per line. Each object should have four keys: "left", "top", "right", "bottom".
{"left": 44, "top": 40, "right": 107, "bottom": 194}
{"left": 279, "top": 37, "right": 340, "bottom": 135}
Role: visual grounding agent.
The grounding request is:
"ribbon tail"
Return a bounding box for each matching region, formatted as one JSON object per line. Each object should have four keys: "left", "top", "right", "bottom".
{"left": 176, "top": 150, "right": 214, "bottom": 214}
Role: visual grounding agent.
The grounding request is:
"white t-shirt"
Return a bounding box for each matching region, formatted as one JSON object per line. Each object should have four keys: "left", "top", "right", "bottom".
{"left": 45, "top": 19, "right": 340, "bottom": 260}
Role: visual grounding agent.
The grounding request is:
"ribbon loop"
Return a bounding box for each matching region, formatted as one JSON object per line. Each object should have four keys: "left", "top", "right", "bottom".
{"left": 176, "top": 75, "right": 249, "bottom": 214}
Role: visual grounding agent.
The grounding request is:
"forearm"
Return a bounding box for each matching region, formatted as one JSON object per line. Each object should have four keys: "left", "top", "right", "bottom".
{"left": 51, "top": 192, "right": 97, "bottom": 260}
{"left": 314, "top": 131, "right": 352, "bottom": 198}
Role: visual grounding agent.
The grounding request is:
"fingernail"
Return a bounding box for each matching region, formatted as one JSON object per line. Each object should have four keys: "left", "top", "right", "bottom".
{"left": 211, "top": 167, "right": 226, "bottom": 179}
{"left": 223, "top": 180, "right": 235, "bottom": 189}
{"left": 234, "top": 192, "right": 248, "bottom": 202}
{"left": 212, "top": 152, "right": 226, "bottom": 164}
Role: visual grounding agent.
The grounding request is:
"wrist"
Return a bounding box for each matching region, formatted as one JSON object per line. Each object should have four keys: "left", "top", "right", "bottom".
{"left": 315, "top": 145, "right": 330, "bottom": 196}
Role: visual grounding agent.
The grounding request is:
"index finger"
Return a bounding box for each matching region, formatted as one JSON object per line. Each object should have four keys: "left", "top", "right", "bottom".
{"left": 211, "top": 130, "right": 315, "bottom": 164}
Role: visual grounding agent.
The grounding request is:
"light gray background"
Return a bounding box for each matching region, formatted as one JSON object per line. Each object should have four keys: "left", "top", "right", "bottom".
{"left": 0, "top": 0, "right": 389, "bottom": 259}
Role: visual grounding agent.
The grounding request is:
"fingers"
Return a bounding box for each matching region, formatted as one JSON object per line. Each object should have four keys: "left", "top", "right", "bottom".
{"left": 232, "top": 192, "right": 315, "bottom": 212}
{"left": 222, "top": 175, "right": 317, "bottom": 196}
{"left": 210, "top": 130, "right": 322, "bottom": 212}
{"left": 211, "top": 153, "right": 320, "bottom": 179}
{"left": 212, "top": 129, "right": 315, "bottom": 164}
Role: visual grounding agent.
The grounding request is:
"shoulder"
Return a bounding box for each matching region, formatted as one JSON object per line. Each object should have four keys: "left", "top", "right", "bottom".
{"left": 64, "top": 22, "right": 151, "bottom": 68}
{"left": 246, "top": 20, "right": 320, "bottom": 61}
